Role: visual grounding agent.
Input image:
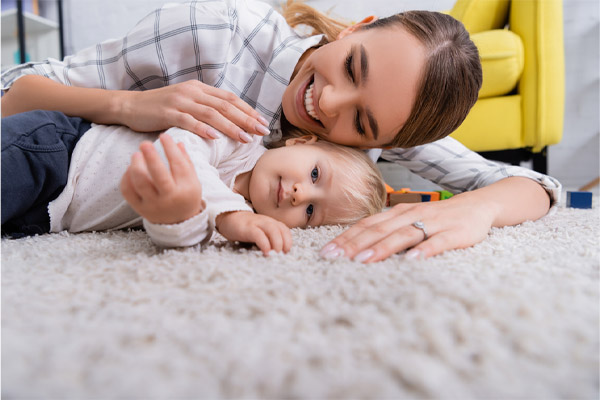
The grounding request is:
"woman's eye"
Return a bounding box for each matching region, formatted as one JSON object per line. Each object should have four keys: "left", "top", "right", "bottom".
{"left": 311, "top": 167, "right": 319, "bottom": 183}
{"left": 355, "top": 111, "right": 366, "bottom": 136}
{"left": 306, "top": 204, "right": 314, "bottom": 217}
{"left": 345, "top": 51, "right": 354, "bottom": 82}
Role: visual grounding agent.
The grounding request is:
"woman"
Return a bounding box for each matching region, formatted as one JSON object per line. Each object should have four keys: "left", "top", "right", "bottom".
{"left": 0, "top": 0, "right": 559, "bottom": 262}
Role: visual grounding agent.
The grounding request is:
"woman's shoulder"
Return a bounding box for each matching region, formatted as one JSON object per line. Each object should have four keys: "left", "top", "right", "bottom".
{"left": 159, "top": 0, "right": 288, "bottom": 35}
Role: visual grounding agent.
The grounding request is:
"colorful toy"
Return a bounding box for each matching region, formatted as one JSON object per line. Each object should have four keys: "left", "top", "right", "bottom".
{"left": 566, "top": 191, "right": 593, "bottom": 209}
{"left": 386, "top": 187, "right": 454, "bottom": 206}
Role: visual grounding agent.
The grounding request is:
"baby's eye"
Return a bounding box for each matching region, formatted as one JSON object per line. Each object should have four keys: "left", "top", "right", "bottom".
{"left": 311, "top": 167, "right": 319, "bottom": 183}
{"left": 306, "top": 204, "right": 314, "bottom": 217}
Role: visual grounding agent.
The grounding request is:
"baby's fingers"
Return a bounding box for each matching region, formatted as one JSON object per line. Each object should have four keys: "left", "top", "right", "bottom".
{"left": 252, "top": 229, "right": 272, "bottom": 256}
{"left": 129, "top": 151, "right": 158, "bottom": 199}
{"left": 263, "top": 221, "right": 293, "bottom": 254}
{"left": 140, "top": 141, "right": 173, "bottom": 193}
{"left": 120, "top": 170, "right": 142, "bottom": 206}
{"left": 280, "top": 224, "right": 293, "bottom": 253}
{"left": 159, "top": 135, "right": 195, "bottom": 183}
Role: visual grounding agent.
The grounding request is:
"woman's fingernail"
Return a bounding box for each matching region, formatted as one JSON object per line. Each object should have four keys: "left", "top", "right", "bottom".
{"left": 323, "top": 248, "right": 344, "bottom": 260}
{"left": 256, "top": 124, "right": 270, "bottom": 135}
{"left": 319, "top": 243, "right": 337, "bottom": 257}
{"left": 404, "top": 249, "right": 423, "bottom": 260}
{"left": 239, "top": 131, "right": 253, "bottom": 143}
{"left": 354, "top": 249, "right": 374, "bottom": 263}
{"left": 257, "top": 115, "right": 269, "bottom": 126}
{"left": 207, "top": 128, "right": 220, "bottom": 139}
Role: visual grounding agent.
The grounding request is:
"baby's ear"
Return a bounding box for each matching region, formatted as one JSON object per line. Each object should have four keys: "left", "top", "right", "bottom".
{"left": 284, "top": 135, "right": 318, "bottom": 146}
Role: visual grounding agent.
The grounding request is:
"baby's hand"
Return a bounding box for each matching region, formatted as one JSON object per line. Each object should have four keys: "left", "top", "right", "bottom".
{"left": 216, "top": 211, "right": 292, "bottom": 255}
{"left": 121, "top": 134, "right": 205, "bottom": 224}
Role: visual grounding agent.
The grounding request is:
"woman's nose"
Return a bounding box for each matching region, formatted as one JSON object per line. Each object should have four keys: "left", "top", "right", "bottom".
{"left": 319, "top": 84, "right": 354, "bottom": 118}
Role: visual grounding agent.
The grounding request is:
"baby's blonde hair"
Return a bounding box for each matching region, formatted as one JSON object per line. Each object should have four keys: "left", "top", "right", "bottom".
{"left": 311, "top": 141, "right": 387, "bottom": 225}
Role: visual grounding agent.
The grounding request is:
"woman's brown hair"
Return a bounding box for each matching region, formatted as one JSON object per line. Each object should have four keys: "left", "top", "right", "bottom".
{"left": 280, "top": 1, "right": 482, "bottom": 148}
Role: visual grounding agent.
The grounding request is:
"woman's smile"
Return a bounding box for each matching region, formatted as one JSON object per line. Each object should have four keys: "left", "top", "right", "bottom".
{"left": 296, "top": 75, "right": 323, "bottom": 129}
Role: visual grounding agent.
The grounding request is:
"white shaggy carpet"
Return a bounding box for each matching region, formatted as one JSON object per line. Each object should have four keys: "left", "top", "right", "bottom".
{"left": 2, "top": 203, "right": 599, "bottom": 399}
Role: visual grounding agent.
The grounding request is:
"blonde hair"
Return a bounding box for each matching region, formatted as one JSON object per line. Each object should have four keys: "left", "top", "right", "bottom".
{"left": 281, "top": 0, "right": 350, "bottom": 42}
{"left": 311, "top": 141, "right": 387, "bottom": 225}
{"left": 280, "top": 1, "right": 482, "bottom": 148}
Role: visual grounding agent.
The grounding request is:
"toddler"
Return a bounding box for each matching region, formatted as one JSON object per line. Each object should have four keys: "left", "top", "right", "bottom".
{"left": 1, "top": 110, "right": 387, "bottom": 254}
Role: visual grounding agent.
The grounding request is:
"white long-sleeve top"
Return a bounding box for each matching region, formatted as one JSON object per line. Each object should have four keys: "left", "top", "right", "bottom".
{"left": 1, "top": 0, "right": 562, "bottom": 204}
{"left": 49, "top": 125, "right": 265, "bottom": 247}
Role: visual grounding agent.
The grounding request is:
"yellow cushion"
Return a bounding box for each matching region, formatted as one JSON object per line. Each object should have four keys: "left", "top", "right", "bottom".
{"left": 510, "top": 0, "right": 565, "bottom": 150}
{"left": 471, "top": 29, "right": 524, "bottom": 98}
{"left": 450, "top": 0, "right": 510, "bottom": 33}
{"left": 450, "top": 96, "right": 523, "bottom": 151}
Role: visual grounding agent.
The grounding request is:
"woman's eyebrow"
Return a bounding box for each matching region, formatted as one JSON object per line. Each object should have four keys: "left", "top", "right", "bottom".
{"left": 360, "top": 44, "right": 369, "bottom": 82}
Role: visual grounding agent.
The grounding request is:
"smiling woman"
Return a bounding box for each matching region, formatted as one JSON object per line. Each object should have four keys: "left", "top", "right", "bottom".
{"left": 280, "top": 4, "right": 482, "bottom": 149}
{"left": 282, "top": 23, "right": 428, "bottom": 148}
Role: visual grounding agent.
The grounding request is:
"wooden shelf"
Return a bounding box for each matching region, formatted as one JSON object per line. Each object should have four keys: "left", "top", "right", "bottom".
{"left": 1, "top": 9, "right": 58, "bottom": 37}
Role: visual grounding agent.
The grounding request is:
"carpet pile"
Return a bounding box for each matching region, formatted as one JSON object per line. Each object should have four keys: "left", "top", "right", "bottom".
{"left": 2, "top": 203, "right": 599, "bottom": 398}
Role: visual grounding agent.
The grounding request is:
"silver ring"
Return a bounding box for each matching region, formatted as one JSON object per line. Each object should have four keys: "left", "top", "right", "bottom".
{"left": 412, "top": 221, "right": 428, "bottom": 240}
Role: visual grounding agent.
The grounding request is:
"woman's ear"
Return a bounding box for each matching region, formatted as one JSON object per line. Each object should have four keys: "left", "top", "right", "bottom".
{"left": 285, "top": 135, "right": 318, "bottom": 146}
{"left": 336, "top": 16, "right": 378, "bottom": 40}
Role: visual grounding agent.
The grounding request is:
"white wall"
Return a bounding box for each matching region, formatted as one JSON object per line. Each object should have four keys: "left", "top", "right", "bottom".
{"left": 61, "top": 0, "right": 600, "bottom": 190}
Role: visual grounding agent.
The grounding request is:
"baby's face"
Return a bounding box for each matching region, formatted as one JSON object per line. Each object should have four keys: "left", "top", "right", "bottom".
{"left": 248, "top": 143, "right": 351, "bottom": 228}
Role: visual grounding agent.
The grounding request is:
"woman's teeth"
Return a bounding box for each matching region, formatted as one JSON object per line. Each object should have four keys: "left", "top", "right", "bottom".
{"left": 304, "top": 82, "right": 320, "bottom": 121}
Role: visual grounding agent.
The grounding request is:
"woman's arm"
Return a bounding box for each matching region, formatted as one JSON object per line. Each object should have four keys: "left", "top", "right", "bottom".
{"left": 321, "top": 176, "right": 551, "bottom": 262}
{"left": 2, "top": 75, "right": 125, "bottom": 123}
{"left": 1, "top": 75, "right": 270, "bottom": 142}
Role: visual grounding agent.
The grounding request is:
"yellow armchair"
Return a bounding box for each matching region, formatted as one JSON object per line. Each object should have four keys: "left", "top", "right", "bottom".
{"left": 448, "top": 0, "right": 565, "bottom": 173}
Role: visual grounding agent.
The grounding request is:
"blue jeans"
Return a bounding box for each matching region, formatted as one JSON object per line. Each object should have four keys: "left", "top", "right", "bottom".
{"left": 1, "top": 110, "right": 91, "bottom": 237}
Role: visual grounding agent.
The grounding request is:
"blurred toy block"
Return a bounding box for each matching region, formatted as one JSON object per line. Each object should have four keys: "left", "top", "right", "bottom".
{"left": 566, "top": 191, "right": 592, "bottom": 209}
{"left": 385, "top": 187, "right": 455, "bottom": 206}
{"left": 403, "top": 190, "right": 440, "bottom": 201}
{"left": 389, "top": 192, "right": 423, "bottom": 205}
{"left": 439, "top": 190, "right": 454, "bottom": 200}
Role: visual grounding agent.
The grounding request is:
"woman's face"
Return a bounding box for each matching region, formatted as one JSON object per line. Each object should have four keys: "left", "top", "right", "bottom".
{"left": 282, "top": 23, "right": 427, "bottom": 149}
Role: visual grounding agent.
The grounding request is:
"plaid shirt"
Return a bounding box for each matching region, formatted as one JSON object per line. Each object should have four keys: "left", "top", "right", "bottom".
{"left": 0, "top": 0, "right": 561, "bottom": 203}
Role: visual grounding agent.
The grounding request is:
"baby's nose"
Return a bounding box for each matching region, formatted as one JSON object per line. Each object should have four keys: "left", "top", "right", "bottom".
{"left": 292, "top": 184, "right": 305, "bottom": 205}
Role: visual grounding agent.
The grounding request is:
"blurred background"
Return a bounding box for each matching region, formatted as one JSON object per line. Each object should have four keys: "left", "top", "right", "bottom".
{"left": 1, "top": 0, "right": 598, "bottom": 193}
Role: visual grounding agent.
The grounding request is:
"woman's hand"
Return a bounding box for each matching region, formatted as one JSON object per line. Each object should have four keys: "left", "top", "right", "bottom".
{"left": 120, "top": 134, "right": 205, "bottom": 224}
{"left": 216, "top": 211, "right": 293, "bottom": 256}
{"left": 119, "top": 80, "right": 271, "bottom": 143}
{"left": 320, "top": 177, "right": 551, "bottom": 263}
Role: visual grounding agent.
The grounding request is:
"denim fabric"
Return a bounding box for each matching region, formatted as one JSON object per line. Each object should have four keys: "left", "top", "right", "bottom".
{"left": 1, "top": 110, "right": 91, "bottom": 237}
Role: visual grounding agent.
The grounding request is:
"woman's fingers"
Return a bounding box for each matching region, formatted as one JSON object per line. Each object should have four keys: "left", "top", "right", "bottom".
{"left": 358, "top": 223, "right": 435, "bottom": 263}
{"left": 202, "top": 84, "right": 270, "bottom": 133}
{"left": 180, "top": 82, "right": 270, "bottom": 143}
{"left": 121, "top": 81, "right": 269, "bottom": 141}
{"left": 321, "top": 204, "right": 419, "bottom": 258}
{"left": 320, "top": 197, "right": 495, "bottom": 263}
